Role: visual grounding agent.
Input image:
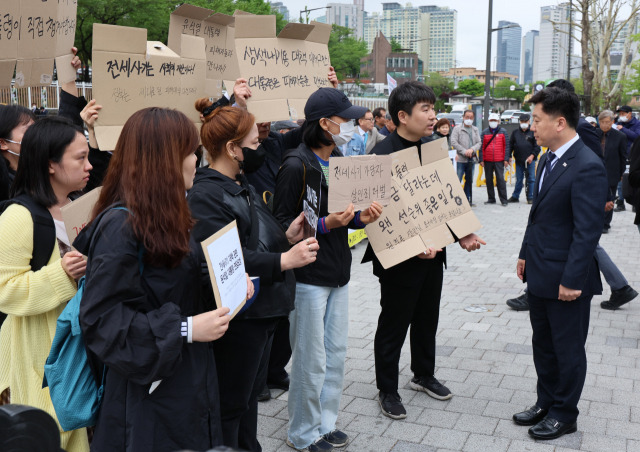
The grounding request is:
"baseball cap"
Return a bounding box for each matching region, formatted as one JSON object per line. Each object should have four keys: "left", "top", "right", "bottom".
{"left": 585, "top": 116, "right": 596, "bottom": 124}
{"left": 304, "top": 88, "right": 368, "bottom": 121}
{"left": 489, "top": 113, "right": 500, "bottom": 121}
{"left": 616, "top": 105, "right": 632, "bottom": 113}
{"left": 519, "top": 113, "right": 531, "bottom": 122}
{"left": 271, "top": 120, "right": 299, "bottom": 132}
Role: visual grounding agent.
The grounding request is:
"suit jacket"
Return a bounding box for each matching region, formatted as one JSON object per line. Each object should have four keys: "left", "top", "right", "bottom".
{"left": 363, "top": 127, "right": 386, "bottom": 154}
{"left": 600, "top": 128, "right": 627, "bottom": 188}
{"left": 519, "top": 138, "right": 607, "bottom": 299}
{"left": 362, "top": 131, "right": 447, "bottom": 281}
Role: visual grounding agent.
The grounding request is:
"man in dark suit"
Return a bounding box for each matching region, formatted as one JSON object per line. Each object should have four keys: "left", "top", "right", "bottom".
{"left": 513, "top": 87, "right": 607, "bottom": 440}
{"left": 362, "top": 81, "right": 485, "bottom": 420}
{"left": 598, "top": 110, "right": 627, "bottom": 232}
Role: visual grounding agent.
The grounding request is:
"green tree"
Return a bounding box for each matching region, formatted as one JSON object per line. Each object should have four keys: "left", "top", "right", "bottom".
{"left": 492, "top": 79, "right": 525, "bottom": 103}
{"left": 75, "top": 0, "right": 286, "bottom": 79}
{"left": 389, "top": 37, "right": 404, "bottom": 53}
{"left": 328, "top": 24, "right": 368, "bottom": 80}
{"left": 457, "top": 79, "right": 484, "bottom": 97}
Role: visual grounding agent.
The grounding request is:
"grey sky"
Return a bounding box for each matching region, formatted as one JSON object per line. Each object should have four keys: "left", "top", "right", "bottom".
{"left": 279, "top": 0, "right": 562, "bottom": 69}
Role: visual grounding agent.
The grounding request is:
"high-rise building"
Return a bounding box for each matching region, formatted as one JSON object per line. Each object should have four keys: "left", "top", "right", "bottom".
{"left": 521, "top": 30, "right": 539, "bottom": 85}
{"left": 364, "top": 3, "right": 456, "bottom": 73}
{"left": 325, "top": 2, "right": 365, "bottom": 39}
{"left": 269, "top": 2, "right": 289, "bottom": 22}
{"left": 535, "top": 3, "right": 572, "bottom": 81}
{"left": 496, "top": 20, "right": 521, "bottom": 79}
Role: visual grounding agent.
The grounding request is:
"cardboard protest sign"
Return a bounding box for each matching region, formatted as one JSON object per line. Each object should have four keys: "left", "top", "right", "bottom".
{"left": 60, "top": 187, "right": 102, "bottom": 245}
{"left": 328, "top": 155, "right": 392, "bottom": 212}
{"left": 201, "top": 220, "right": 248, "bottom": 319}
{"left": 168, "top": 4, "right": 245, "bottom": 98}
{"left": 234, "top": 15, "right": 332, "bottom": 122}
{"left": 0, "top": 0, "right": 77, "bottom": 88}
{"left": 92, "top": 23, "right": 207, "bottom": 151}
{"left": 365, "top": 138, "right": 482, "bottom": 269}
{"left": 302, "top": 165, "right": 322, "bottom": 239}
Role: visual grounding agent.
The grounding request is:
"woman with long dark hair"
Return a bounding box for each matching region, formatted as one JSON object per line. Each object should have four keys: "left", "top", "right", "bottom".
{"left": 76, "top": 108, "right": 239, "bottom": 452}
{"left": 0, "top": 116, "right": 92, "bottom": 451}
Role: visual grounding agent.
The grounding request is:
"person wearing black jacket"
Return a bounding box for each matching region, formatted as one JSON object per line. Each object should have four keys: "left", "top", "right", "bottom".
{"left": 77, "top": 108, "right": 234, "bottom": 452}
{"left": 273, "top": 88, "right": 382, "bottom": 452}
{"left": 508, "top": 114, "right": 540, "bottom": 204}
{"left": 188, "top": 106, "right": 318, "bottom": 452}
{"left": 361, "top": 81, "right": 485, "bottom": 421}
{"left": 598, "top": 110, "right": 627, "bottom": 232}
{"left": 629, "top": 137, "right": 640, "bottom": 232}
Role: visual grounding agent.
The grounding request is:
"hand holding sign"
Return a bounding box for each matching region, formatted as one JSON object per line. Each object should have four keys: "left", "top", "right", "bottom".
{"left": 325, "top": 203, "right": 355, "bottom": 230}
{"left": 281, "top": 237, "right": 319, "bottom": 271}
{"left": 358, "top": 201, "right": 383, "bottom": 225}
{"left": 192, "top": 307, "right": 231, "bottom": 342}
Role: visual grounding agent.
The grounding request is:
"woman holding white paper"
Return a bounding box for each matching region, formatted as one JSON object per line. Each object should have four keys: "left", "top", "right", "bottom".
{"left": 187, "top": 105, "right": 319, "bottom": 452}
{"left": 75, "top": 108, "right": 244, "bottom": 452}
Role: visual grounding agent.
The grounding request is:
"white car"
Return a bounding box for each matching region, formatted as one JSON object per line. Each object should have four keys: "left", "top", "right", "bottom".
{"left": 500, "top": 110, "right": 519, "bottom": 123}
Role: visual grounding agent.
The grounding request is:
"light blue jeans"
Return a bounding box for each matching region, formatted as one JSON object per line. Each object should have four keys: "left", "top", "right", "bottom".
{"left": 287, "top": 282, "right": 349, "bottom": 449}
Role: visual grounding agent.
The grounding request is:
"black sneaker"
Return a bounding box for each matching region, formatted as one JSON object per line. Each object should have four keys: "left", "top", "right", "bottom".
{"left": 601, "top": 285, "right": 639, "bottom": 310}
{"left": 506, "top": 292, "right": 529, "bottom": 311}
{"left": 410, "top": 376, "right": 452, "bottom": 400}
{"left": 322, "top": 429, "right": 349, "bottom": 448}
{"left": 508, "top": 197, "right": 519, "bottom": 203}
{"left": 378, "top": 391, "right": 407, "bottom": 419}
{"left": 257, "top": 384, "right": 271, "bottom": 402}
{"left": 286, "top": 437, "right": 334, "bottom": 452}
{"left": 484, "top": 200, "right": 496, "bottom": 204}
{"left": 614, "top": 203, "right": 626, "bottom": 212}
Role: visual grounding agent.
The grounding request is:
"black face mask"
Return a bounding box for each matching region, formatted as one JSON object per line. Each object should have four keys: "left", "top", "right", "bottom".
{"left": 240, "top": 145, "right": 266, "bottom": 174}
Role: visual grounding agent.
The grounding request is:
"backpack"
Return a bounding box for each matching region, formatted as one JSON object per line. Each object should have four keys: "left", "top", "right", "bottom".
{"left": 0, "top": 194, "right": 56, "bottom": 326}
{"left": 42, "top": 206, "right": 141, "bottom": 432}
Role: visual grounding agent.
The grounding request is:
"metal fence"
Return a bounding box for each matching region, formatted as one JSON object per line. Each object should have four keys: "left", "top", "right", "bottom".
{"left": 0, "top": 82, "right": 93, "bottom": 109}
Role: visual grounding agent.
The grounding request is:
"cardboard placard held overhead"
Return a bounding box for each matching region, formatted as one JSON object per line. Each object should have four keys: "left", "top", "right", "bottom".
{"left": 92, "top": 23, "right": 207, "bottom": 151}
{"left": 201, "top": 221, "right": 248, "bottom": 320}
{"left": 168, "top": 4, "right": 244, "bottom": 98}
{"left": 0, "top": 0, "right": 77, "bottom": 88}
{"left": 365, "top": 138, "right": 483, "bottom": 269}
{"left": 328, "top": 155, "right": 393, "bottom": 212}
{"left": 60, "top": 187, "right": 102, "bottom": 245}
{"left": 234, "top": 16, "right": 332, "bottom": 122}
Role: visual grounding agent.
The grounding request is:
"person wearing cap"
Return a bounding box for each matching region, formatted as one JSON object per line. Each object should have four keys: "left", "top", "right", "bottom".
{"left": 614, "top": 105, "right": 640, "bottom": 211}
{"left": 508, "top": 113, "right": 540, "bottom": 204}
{"left": 585, "top": 116, "right": 597, "bottom": 127}
{"left": 272, "top": 120, "right": 300, "bottom": 134}
{"left": 361, "top": 81, "right": 485, "bottom": 421}
{"left": 479, "top": 113, "right": 510, "bottom": 206}
{"left": 273, "top": 88, "right": 383, "bottom": 452}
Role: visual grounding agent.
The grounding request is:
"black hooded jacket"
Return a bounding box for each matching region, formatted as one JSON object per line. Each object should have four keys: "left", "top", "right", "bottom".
{"left": 75, "top": 207, "right": 222, "bottom": 452}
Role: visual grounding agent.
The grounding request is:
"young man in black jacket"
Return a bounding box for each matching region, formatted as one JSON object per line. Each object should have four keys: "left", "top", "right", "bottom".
{"left": 362, "top": 81, "right": 485, "bottom": 420}
{"left": 508, "top": 114, "right": 540, "bottom": 204}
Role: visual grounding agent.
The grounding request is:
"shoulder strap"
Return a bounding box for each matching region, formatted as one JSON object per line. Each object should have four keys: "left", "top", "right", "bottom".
{"left": 0, "top": 194, "right": 56, "bottom": 272}
{"left": 485, "top": 128, "right": 500, "bottom": 149}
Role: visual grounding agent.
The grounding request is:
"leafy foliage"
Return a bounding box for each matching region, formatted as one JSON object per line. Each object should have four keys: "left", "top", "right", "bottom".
{"left": 328, "top": 25, "right": 368, "bottom": 80}
{"left": 456, "top": 79, "right": 484, "bottom": 97}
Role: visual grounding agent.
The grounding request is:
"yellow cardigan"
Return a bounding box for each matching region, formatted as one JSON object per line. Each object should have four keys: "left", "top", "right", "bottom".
{"left": 0, "top": 204, "right": 88, "bottom": 452}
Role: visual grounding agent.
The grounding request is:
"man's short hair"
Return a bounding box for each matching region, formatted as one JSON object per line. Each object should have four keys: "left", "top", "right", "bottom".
{"left": 357, "top": 109, "right": 373, "bottom": 127}
{"left": 385, "top": 112, "right": 392, "bottom": 120}
{"left": 373, "top": 107, "right": 386, "bottom": 118}
{"left": 528, "top": 87, "right": 580, "bottom": 129}
{"left": 546, "top": 78, "right": 575, "bottom": 93}
{"left": 598, "top": 110, "right": 615, "bottom": 121}
{"left": 463, "top": 110, "right": 474, "bottom": 118}
{"left": 388, "top": 81, "right": 436, "bottom": 126}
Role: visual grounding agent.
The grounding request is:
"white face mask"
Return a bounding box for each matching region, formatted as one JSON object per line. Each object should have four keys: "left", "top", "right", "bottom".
{"left": 489, "top": 121, "right": 499, "bottom": 129}
{"left": 2, "top": 138, "right": 21, "bottom": 157}
{"left": 618, "top": 115, "right": 629, "bottom": 123}
{"left": 327, "top": 118, "right": 356, "bottom": 147}
{"left": 463, "top": 119, "right": 473, "bottom": 126}
{"left": 520, "top": 123, "right": 529, "bottom": 130}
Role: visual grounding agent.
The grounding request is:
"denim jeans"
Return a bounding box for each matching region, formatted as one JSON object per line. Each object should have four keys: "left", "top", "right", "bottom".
{"left": 512, "top": 162, "right": 536, "bottom": 200}
{"left": 456, "top": 161, "right": 474, "bottom": 203}
{"left": 288, "top": 283, "right": 349, "bottom": 449}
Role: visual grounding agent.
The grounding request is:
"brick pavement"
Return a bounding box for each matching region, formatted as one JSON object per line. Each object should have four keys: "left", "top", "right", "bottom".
{"left": 258, "top": 182, "right": 640, "bottom": 452}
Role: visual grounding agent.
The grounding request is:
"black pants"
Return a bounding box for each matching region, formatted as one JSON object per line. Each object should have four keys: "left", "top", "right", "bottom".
{"left": 266, "top": 317, "right": 291, "bottom": 384}
{"left": 374, "top": 259, "right": 444, "bottom": 394}
{"left": 528, "top": 291, "right": 591, "bottom": 423}
{"left": 484, "top": 161, "right": 508, "bottom": 204}
{"left": 213, "top": 317, "right": 280, "bottom": 452}
{"left": 604, "top": 185, "right": 617, "bottom": 229}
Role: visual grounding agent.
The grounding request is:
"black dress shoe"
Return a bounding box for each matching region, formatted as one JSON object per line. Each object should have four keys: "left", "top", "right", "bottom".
{"left": 267, "top": 375, "right": 290, "bottom": 391}
{"left": 528, "top": 417, "right": 577, "bottom": 440}
{"left": 484, "top": 200, "right": 497, "bottom": 204}
{"left": 257, "top": 384, "right": 271, "bottom": 402}
{"left": 506, "top": 293, "right": 529, "bottom": 311}
{"left": 508, "top": 197, "right": 519, "bottom": 203}
{"left": 512, "top": 405, "right": 548, "bottom": 426}
{"left": 601, "top": 285, "right": 639, "bottom": 310}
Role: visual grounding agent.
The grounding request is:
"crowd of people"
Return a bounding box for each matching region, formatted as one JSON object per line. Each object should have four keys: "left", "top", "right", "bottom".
{"left": 1, "top": 48, "right": 640, "bottom": 452}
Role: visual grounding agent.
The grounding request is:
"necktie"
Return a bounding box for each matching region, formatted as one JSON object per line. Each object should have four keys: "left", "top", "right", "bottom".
{"left": 363, "top": 132, "right": 368, "bottom": 148}
{"left": 601, "top": 132, "right": 606, "bottom": 156}
{"left": 542, "top": 152, "right": 556, "bottom": 189}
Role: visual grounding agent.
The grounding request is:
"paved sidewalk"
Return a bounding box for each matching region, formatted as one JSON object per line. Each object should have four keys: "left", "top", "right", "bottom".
{"left": 257, "top": 183, "right": 640, "bottom": 452}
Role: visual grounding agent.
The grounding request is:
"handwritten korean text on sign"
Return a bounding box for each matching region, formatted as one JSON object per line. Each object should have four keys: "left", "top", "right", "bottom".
{"left": 328, "top": 155, "right": 392, "bottom": 212}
